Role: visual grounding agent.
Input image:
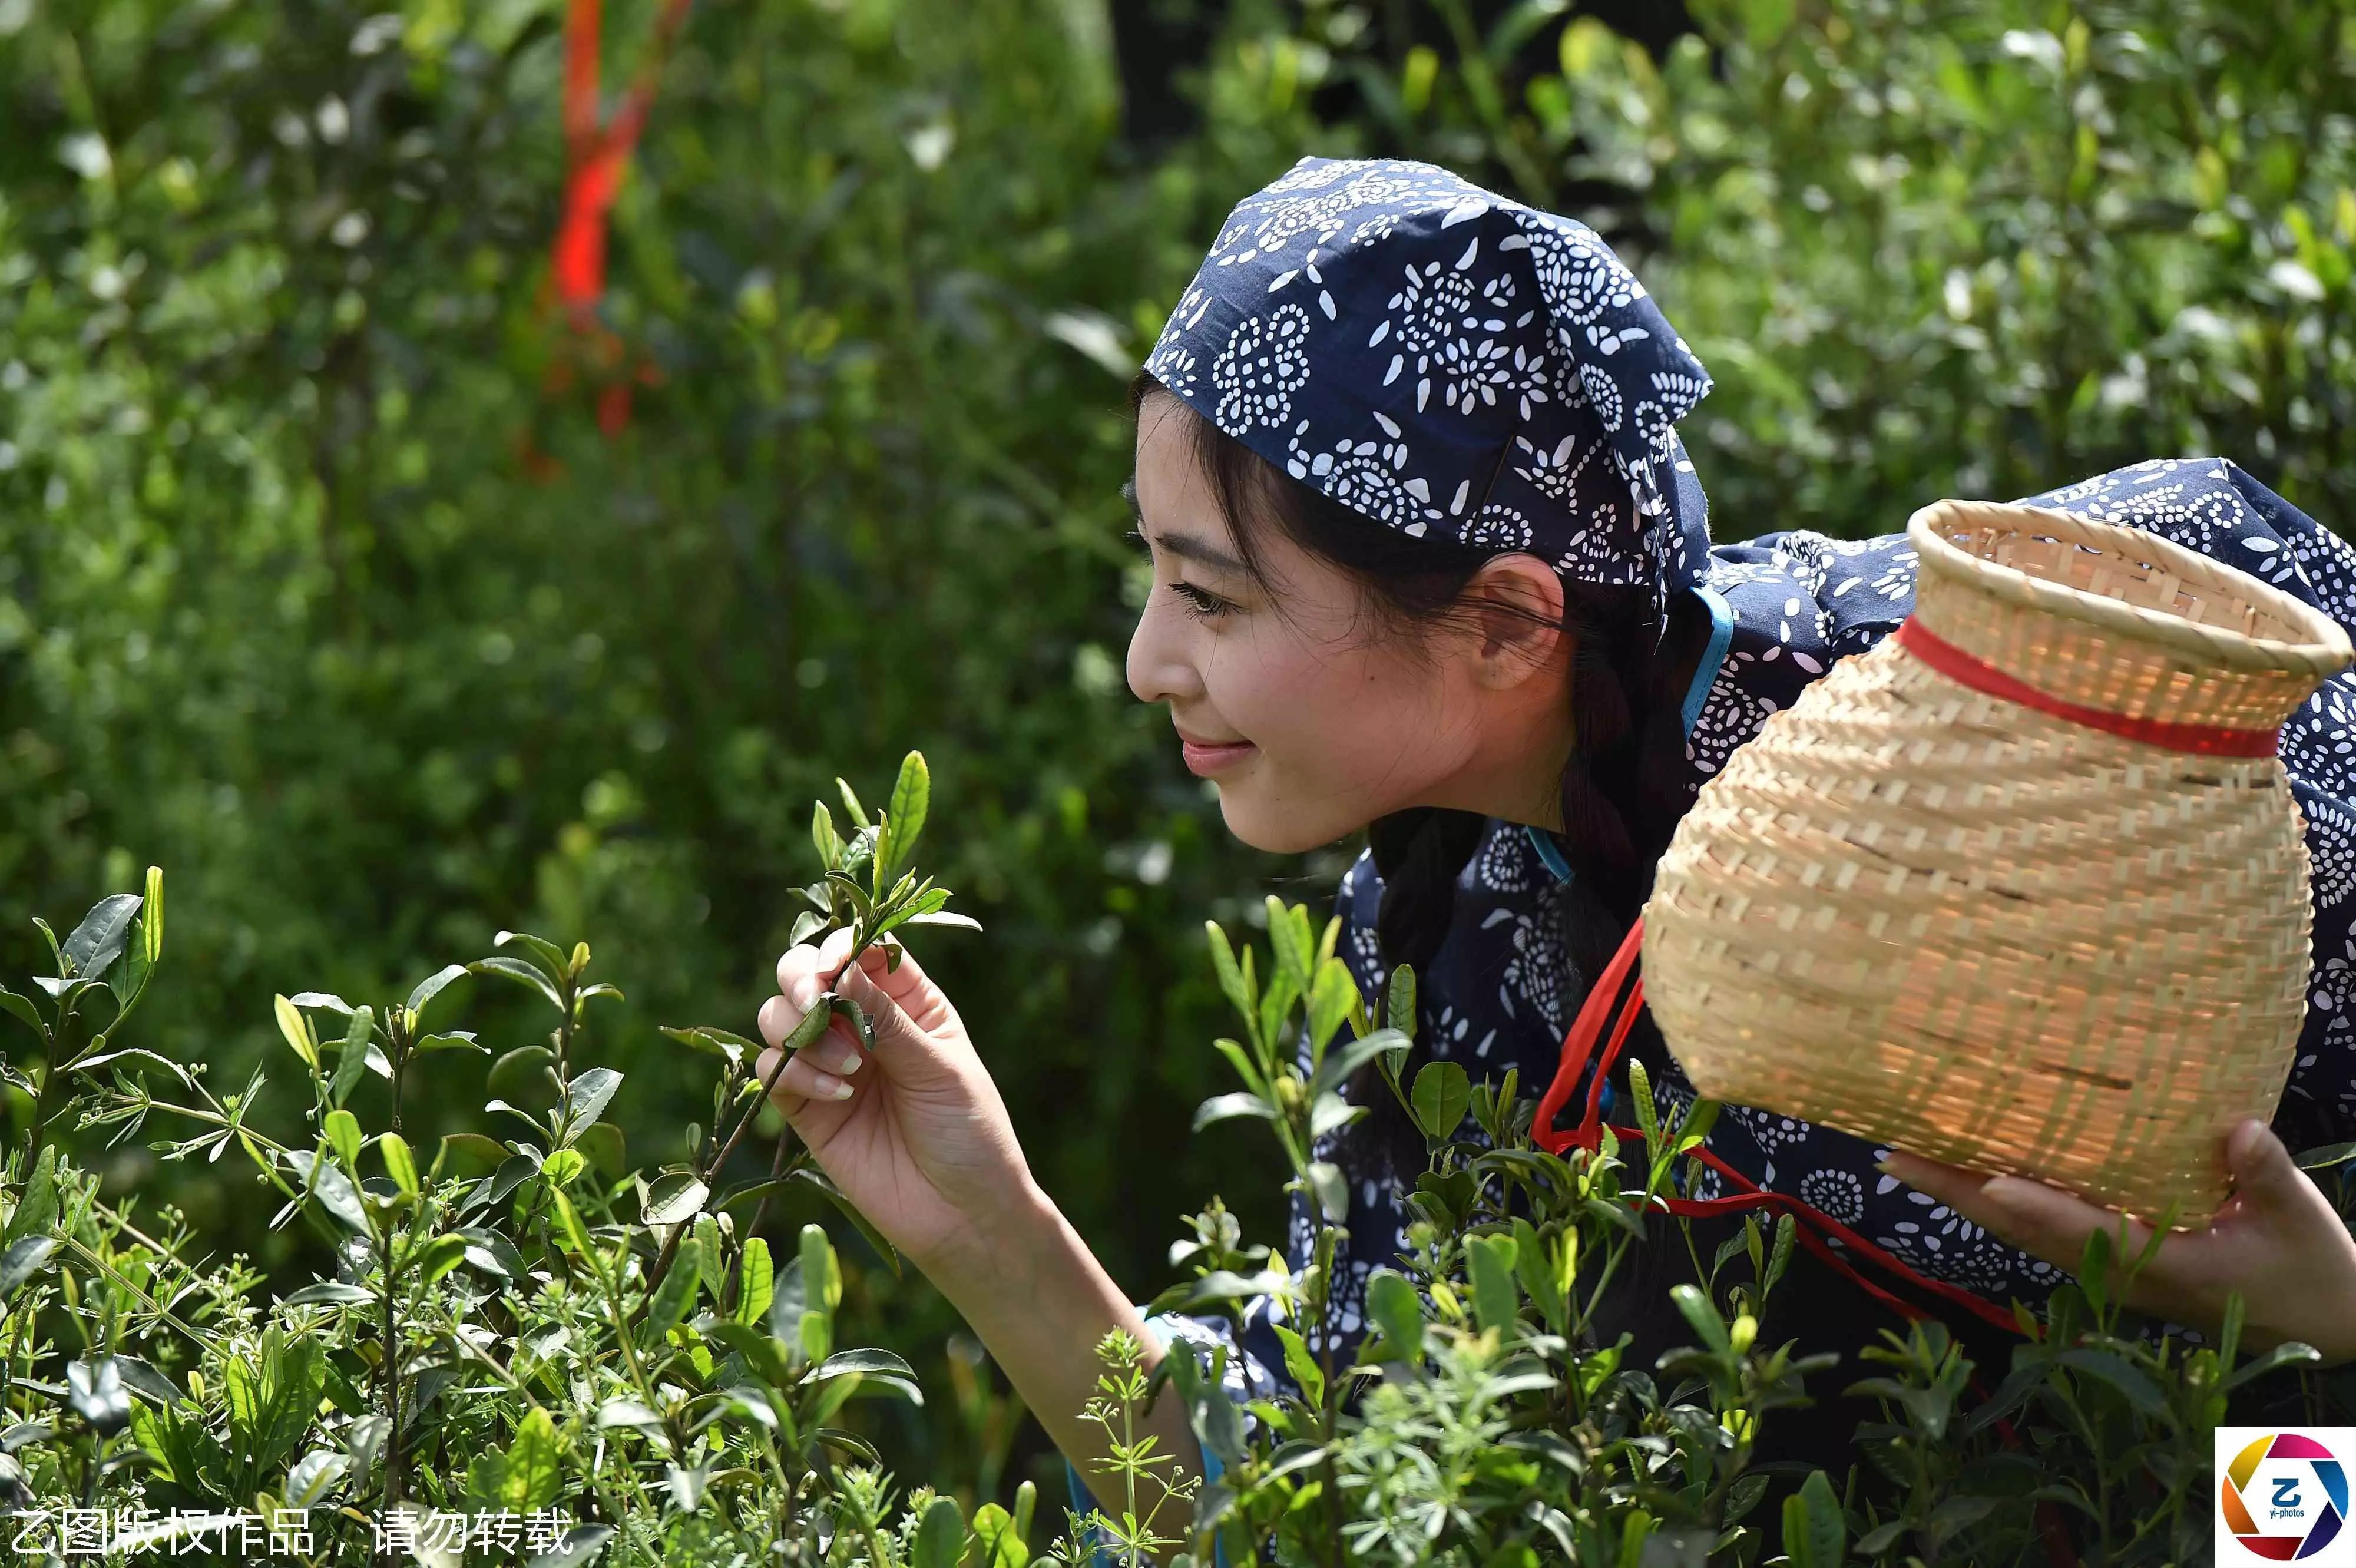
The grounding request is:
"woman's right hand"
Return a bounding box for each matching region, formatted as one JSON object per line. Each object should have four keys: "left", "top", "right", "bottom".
{"left": 755, "top": 928, "right": 1037, "bottom": 1273}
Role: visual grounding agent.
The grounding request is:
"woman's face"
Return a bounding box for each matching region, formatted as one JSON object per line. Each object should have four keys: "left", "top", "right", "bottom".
{"left": 1124, "top": 395, "right": 1570, "bottom": 854}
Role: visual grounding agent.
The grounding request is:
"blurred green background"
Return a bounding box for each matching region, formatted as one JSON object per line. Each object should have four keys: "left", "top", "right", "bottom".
{"left": 5, "top": 0, "right": 2351, "bottom": 1503}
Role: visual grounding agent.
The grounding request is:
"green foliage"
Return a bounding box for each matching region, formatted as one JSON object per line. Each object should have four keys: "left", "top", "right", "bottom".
{"left": 0, "top": 0, "right": 1318, "bottom": 1427}
{"left": 0, "top": 791, "right": 1120, "bottom": 1564}
{"left": 11, "top": 0, "right": 2356, "bottom": 1553}
{"left": 1274, "top": 0, "right": 2356, "bottom": 535}
{"left": 1159, "top": 897, "right": 2351, "bottom": 1566}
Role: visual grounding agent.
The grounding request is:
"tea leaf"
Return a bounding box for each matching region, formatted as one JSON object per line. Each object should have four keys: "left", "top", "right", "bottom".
{"left": 500, "top": 1408, "right": 562, "bottom": 1513}
{"left": 1511, "top": 1219, "right": 1566, "bottom": 1331}
{"left": 1366, "top": 1270, "right": 1424, "bottom": 1361}
{"left": 0, "top": 987, "right": 45, "bottom": 1040}
{"left": 805, "top": 1347, "right": 924, "bottom": 1405}
{"left": 836, "top": 778, "right": 871, "bottom": 831}
{"left": 1205, "top": 922, "right": 1251, "bottom": 1023}
{"left": 1272, "top": 1324, "right": 1325, "bottom": 1408}
{"left": 405, "top": 964, "right": 471, "bottom": 1024}
{"left": 733, "top": 1236, "right": 774, "bottom": 1327}
{"left": 380, "top": 1132, "right": 419, "bottom": 1197}
{"left": 323, "top": 1110, "right": 363, "bottom": 1175}
{"left": 62, "top": 893, "right": 143, "bottom": 981}
{"left": 280, "top": 1150, "right": 370, "bottom": 1235}
{"left": 67, "top": 1357, "right": 130, "bottom": 1434}
{"left": 1192, "top": 1091, "right": 1276, "bottom": 1132}
{"left": 1783, "top": 1470, "right": 1846, "bottom": 1568}
{"left": 0, "top": 1236, "right": 57, "bottom": 1301}
{"left": 1307, "top": 1160, "right": 1349, "bottom": 1223}
{"left": 526, "top": 1524, "right": 616, "bottom": 1568}
{"left": 643, "top": 1172, "right": 709, "bottom": 1226}
{"left": 1466, "top": 1233, "right": 1520, "bottom": 1335}
{"left": 1303, "top": 960, "right": 1356, "bottom": 1061}
{"left": 647, "top": 1239, "right": 702, "bottom": 1342}
{"left": 1385, "top": 963, "right": 1418, "bottom": 1039}
{"left": 2057, "top": 1349, "right": 2168, "bottom": 1417}
{"left": 1409, "top": 1061, "right": 1471, "bottom": 1142}
{"left": 487, "top": 1046, "right": 558, "bottom": 1105}
{"left": 274, "top": 994, "right": 318, "bottom": 1070}
{"left": 662, "top": 1025, "right": 759, "bottom": 1070}
{"left": 812, "top": 802, "right": 843, "bottom": 872}
{"left": 411, "top": 1233, "right": 468, "bottom": 1285}
{"left": 667, "top": 1458, "right": 714, "bottom": 1514}
{"left": 903, "top": 909, "right": 982, "bottom": 932}
{"left": 560, "top": 1067, "right": 624, "bottom": 1137}
{"left": 971, "top": 1499, "right": 1031, "bottom": 1568}
{"left": 786, "top": 1166, "right": 902, "bottom": 1278}
{"left": 141, "top": 865, "right": 163, "bottom": 966}
{"left": 282, "top": 1282, "right": 375, "bottom": 1307}
{"left": 285, "top": 1448, "right": 349, "bottom": 1507}
{"left": 494, "top": 930, "right": 572, "bottom": 980}
{"left": 474, "top": 956, "right": 564, "bottom": 1011}
{"left": 1265, "top": 895, "right": 1312, "bottom": 992}
{"left": 329, "top": 1005, "right": 373, "bottom": 1108}
{"left": 1309, "top": 1091, "right": 1364, "bottom": 1139}
{"left": 881, "top": 750, "right": 931, "bottom": 881}
{"left": 1670, "top": 1285, "right": 1730, "bottom": 1354}
{"left": 911, "top": 1494, "right": 963, "bottom": 1568}
{"left": 1308, "top": 1027, "right": 1409, "bottom": 1099}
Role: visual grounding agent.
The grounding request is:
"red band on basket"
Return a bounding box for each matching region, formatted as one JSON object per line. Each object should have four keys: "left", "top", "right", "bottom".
{"left": 1894, "top": 616, "right": 2281, "bottom": 757}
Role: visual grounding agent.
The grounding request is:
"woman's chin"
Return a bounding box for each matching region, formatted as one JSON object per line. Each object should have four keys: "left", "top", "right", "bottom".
{"left": 1215, "top": 788, "right": 1365, "bottom": 856}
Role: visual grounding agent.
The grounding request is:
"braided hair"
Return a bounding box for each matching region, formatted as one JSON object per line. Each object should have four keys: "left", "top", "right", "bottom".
{"left": 1129, "top": 372, "right": 1711, "bottom": 1177}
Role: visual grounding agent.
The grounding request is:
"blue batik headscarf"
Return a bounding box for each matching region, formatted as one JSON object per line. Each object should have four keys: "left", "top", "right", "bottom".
{"left": 1142, "top": 155, "right": 1715, "bottom": 615}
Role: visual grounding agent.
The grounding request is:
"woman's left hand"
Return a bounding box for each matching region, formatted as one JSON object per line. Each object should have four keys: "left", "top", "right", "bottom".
{"left": 1879, "top": 1120, "right": 2356, "bottom": 1365}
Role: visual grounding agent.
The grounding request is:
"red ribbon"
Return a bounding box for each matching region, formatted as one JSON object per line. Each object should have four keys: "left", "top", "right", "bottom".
{"left": 540, "top": 0, "right": 693, "bottom": 442}
{"left": 1894, "top": 616, "right": 2281, "bottom": 757}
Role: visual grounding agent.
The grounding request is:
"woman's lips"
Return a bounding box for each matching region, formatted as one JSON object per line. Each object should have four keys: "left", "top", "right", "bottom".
{"left": 1180, "top": 738, "right": 1257, "bottom": 776}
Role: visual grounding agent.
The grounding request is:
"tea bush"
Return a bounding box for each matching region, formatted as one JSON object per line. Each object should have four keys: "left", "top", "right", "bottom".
{"left": 4, "top": 757, "right": 2351, "bottom": 1565}
{"left": 10, "top": 0, "right": 2356, "bottom": 1537}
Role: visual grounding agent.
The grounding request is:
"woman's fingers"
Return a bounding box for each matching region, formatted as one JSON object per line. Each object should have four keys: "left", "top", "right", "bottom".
{"left": 753, "top": 992, "right": 868, "bottom": 1070}
{"left": 755, "top": 1044, "right": 858, "bottom": 1111}
{"left": 2222, "top": 1118, "right": 2319, "bottom": 1222}
{"left": 1877, "top": 1150, "right": 2154, "bottom": 1271}
{"left": 776, "top": 926, "right": 861, "bottom": 997}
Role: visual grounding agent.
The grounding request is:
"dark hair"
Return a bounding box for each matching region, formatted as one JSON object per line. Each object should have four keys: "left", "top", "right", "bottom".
{"left": 1127, "top": 373, "right": 1710, "bottom": 1175}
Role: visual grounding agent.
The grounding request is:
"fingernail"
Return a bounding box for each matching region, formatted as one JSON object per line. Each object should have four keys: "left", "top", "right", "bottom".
{"left": 822, "top": 1046, "right": 863, "bottom": 1076}
{"left": 810, "top": 1071, "right": 853, "bottom": 1101}
{"left": 1975, "top": 1177, "right": 2030, "bottom": 1215}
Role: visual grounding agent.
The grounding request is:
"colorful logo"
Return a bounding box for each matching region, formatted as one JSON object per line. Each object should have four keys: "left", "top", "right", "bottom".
{"left": 2222, "top": 1431, "right": 2351, "bottom": 1561}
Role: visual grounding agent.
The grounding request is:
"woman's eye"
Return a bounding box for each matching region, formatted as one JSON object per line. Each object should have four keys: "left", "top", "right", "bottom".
{"left": 1172, "top": 582, "right": 1234, "bottom": 619}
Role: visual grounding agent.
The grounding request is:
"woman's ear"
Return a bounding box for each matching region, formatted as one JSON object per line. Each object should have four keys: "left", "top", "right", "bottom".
{"left": 1459, "top": 555, "right": 1568, "bottom": 689}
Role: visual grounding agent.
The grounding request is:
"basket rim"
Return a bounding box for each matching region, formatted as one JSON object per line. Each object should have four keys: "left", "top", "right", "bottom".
{"left": 1906, "top": 498, "right": 2355, "bottom": 679}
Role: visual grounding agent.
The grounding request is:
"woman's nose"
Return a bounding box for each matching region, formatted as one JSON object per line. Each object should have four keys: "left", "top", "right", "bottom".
{"left": 1126, "top": 603, "right": 1202, "bottom": 707}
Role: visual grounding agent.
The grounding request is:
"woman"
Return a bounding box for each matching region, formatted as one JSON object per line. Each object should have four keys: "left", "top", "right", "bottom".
{"left": 750, "top": 158, "right": 2356, "bottom": 1499}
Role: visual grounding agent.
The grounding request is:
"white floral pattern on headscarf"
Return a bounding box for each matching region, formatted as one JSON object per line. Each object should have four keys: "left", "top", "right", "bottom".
{"left": 1142, "top": 156, "right": 1715, "bottom": 616}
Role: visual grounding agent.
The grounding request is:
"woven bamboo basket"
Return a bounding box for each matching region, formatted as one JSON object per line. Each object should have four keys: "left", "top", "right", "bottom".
{"left": 1643, "top": 499, "right": 2354, "bottom": 1224}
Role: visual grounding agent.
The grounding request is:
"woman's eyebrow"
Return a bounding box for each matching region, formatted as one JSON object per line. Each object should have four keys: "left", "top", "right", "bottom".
{"left": 1121, "top": 475, "right": 1248, "bottom": 575}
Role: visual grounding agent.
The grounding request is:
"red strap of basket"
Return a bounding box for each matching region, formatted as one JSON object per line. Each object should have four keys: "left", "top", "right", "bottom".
{"left": 1893, "top": 616, "right": 2281, "bottom": 758}
{"left": 1533, "top": 928, "right": 2079, "bottom": 1561}
{"left": 1533, "top": 918, "right": 2023, "bottom": 1337}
